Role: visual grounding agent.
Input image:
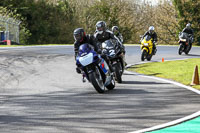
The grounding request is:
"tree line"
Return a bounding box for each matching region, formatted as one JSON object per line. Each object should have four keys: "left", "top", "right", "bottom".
{"left": 0, "top": 0, "right": 199, "bottom": 45}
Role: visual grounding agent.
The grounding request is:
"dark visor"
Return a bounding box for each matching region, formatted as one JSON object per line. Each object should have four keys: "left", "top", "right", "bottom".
{"left": 97, "top": 27, "right": 103, "bottom": 31}
{"left": 74, "top": 34, "right": 81, "bottom": 41}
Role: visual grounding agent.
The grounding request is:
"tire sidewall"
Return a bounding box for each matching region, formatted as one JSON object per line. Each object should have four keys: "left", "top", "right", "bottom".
{"left": 89, "top": 67, "right": 105, "bottom": 93}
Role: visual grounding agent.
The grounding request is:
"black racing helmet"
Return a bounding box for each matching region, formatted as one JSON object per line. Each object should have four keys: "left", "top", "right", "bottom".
{"left": 73, "top": 28, "right": 86, "bottom": 42}
{"left": 96, "top": 21, "right": 106, "bottom": 34}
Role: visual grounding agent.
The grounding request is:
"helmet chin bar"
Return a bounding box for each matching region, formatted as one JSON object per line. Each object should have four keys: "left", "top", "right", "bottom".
{"left": 149, "top": 30, "right": 154, "bottom": 34}
{"left": 97, "top": 31, "right": 103, "bottom": 34}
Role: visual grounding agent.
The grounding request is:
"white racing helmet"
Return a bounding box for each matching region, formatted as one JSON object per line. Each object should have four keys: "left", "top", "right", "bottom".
{"left": 186, "top": 23, "right": 191, "bottom": 28}
{"left": 149, "top": 26, "right": 155, "bottom": 34}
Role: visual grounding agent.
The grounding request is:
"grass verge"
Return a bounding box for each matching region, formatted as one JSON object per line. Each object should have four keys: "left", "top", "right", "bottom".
{"left": 128, "top": 58, "right": 200, "bottom": 90}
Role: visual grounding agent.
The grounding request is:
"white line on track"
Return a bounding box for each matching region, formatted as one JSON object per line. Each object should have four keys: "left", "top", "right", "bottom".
{"left": 126, "top": 60, "right": 200, "bottom": 133}
{"left": 125, "top": 70, "right": 200, "bottom": 95}
{"left": 128, "top": 110, "right": 200, "bottom": 133}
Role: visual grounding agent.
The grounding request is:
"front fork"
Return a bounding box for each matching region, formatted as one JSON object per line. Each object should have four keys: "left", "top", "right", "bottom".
{"left": 141, "top": 47, "right": 149, "bottom": 54}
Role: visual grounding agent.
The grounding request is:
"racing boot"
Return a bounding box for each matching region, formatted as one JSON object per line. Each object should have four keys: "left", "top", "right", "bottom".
{"left": 82, "top": 74, "right": 86, "bottom": 83}
{"left": 153, "top": 48, "right": 157, "bottom": 55}
{"left": 152, "top": 43, "right": 157, "bottom": 55}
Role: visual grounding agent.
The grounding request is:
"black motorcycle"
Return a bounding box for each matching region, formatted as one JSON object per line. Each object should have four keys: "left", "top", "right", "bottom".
{"left": 101, "top": 39, "right": 125, "bottom": 83}
{"left": 178, "top": 32, "right": 192, "bottom": 55}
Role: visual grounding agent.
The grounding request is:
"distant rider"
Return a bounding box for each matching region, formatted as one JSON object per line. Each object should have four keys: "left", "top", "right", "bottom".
{"left": 142, "top": 26, "right": 158, "bottom": 55}
{"left": 182, "top": 23, "right": 194, "bottom": 45}
{"left": 112, "top": 26, "right": 123, "bottom": 43}
{"left": 94, "top": 21, "right": 126, "bottom": 66}
{"left": 94, "top": 21, "right": 125, "bottom": 53}
{"left": 73, "top": 28, "right": 100, "bottom": 74}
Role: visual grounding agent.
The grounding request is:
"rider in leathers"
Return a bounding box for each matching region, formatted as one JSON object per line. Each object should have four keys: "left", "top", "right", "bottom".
{"left": 182, "top": 23, "right": 194, "bottom": 45}
{"left": 94, "top": 21, "right": 125, "bottom": 52}
{"left": 112, "top": 26, "right": 123, "bottom": 44}
{"left": 142, "top": 26, "right": 157, "bottom": 55}
{"left": 73, "top": 28, "right": 100, "bottom": 74}
{"left": 94, "top": 21, "right": 126, "bottom": 66}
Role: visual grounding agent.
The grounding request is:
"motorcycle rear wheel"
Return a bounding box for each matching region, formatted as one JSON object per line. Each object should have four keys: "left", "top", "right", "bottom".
{"left": 185, "top": 44, "right": 192, "bottom": 55}
{"left": 147, "top": 54, "right": 152, "bottom": 61}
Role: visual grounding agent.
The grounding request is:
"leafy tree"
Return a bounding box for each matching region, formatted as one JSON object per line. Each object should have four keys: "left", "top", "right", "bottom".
{"left": 0, "top": 6, "right": 31, "bottom": 44}
{"left": 173, "top": 0, "right": 200, "bottom": 45}
{"left": 80, "top": 0, "right": 138, "bottom": 43}
{"left": 2, "top": 0, "right": 198, "bottom": 45}
{"left": 0, "top": 0, "right": 77, "bottom": 44}
{"left": 154, "top": 0, "right": 179, "bottom": 44}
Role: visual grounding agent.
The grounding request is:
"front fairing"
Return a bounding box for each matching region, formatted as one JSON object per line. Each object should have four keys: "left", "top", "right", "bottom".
{"left": 141, "top": 36, "right": 153, "bottom": 54}
{"left": 78, "top": 52, "right": 94, "bottom": 66}
{"left": 102, "top": 48, "right": 116, "bottom": 58}
{"left": 179, "top": 32, "right": 188, "bottom": 43}
{"left": 76, "top": 47, "right": 99, "bottom": 67}
{"left": 98, "top": 59, "right": 109, "bottom": 74}
{"left": 102, "top": 40, "right": 117, "bottom": 59}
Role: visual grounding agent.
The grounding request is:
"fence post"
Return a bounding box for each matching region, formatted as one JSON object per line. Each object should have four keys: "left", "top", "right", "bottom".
{"left": 0, "top": 15, "right": 21, "bottom": 44}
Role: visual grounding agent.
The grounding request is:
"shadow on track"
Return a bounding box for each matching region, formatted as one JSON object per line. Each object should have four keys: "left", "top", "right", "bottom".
{"left": 123, "top": 72, "right": 163, "bottom": 77}
{"left": 1, "top": 86, "right": 200, "bottom": 133}
{"left": 186, "top": 54, "right": 200, "bottom": 57}
{"left": 121, "top": 80, "right": 169, "bottom": 85}
{"left": 105, "top": 89, "right": 154, "bottom": 95}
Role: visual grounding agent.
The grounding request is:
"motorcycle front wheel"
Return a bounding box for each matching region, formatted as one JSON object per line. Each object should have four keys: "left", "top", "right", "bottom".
{"left": 141, "top": 49, "right": 147, "bottom": 61}
{"left": 178, "top": 43, "right": 183, "bottom": 55}
{"left": 178, "top": 43, "right": 184, "bottom": 55}
{"left": 106, "top": 74, "right": 115, "bottom": 90}
{"left": 89, "top": 67, "right": 105, "bottom": 93}
{"left": 114, "top": 63, "right": 122, "bottom": 83}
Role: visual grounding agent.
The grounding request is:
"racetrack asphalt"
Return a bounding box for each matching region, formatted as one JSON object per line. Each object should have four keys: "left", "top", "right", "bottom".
{"left": 0, "top": 45, "right": 200, "bottom": 133}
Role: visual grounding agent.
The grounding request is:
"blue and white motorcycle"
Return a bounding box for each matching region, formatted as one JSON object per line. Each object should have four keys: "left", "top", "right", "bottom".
{"left": 76, "top": 43, "right": 115, "bottom": 93}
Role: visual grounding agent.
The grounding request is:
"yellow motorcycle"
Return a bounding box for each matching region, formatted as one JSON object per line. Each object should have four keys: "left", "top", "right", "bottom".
{"left": 140, "top": 35, "right": 154, "bottom": 61}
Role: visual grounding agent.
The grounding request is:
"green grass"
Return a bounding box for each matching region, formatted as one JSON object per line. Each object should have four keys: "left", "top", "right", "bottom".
{"left": 128, "top": 58, "right": 200, "bottom": 90}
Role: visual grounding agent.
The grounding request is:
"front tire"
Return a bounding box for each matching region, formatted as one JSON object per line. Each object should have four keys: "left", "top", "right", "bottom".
{"left": 89, "top": 67, "right": 105, "bottom": 93}
{"left": 106, "top": 75, "right": 115, "bottom": 90}
{"left": 141, "top": 49, "right": 147, "bottom": 61}
{"left": 178, "top": 43, "right": 184, "bottom": 55}
{"left": 114, "top": 63, "right": 122, "bottom": 83}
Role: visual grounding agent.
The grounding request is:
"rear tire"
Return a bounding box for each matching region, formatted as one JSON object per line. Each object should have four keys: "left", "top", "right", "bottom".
{"left": 147, "top": 54, "right": 152, "bottom": 61}
{"left": 185, "top": 44, "right": 192, "bottom": 55}
{"left": 89, "top": 68, "right": 105, "bottom": 93}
